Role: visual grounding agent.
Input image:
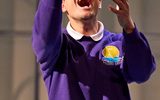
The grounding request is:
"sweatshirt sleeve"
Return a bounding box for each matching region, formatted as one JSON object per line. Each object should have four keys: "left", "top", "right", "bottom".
{"left": 121, "top": 26, "right": 156, "bottom": 83}
{"left": 32, "top": 0, "right": 63, "bottom": 78}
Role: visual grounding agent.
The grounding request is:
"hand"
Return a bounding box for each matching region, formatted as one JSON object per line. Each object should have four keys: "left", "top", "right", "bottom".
{"left": 108, "top": 0, "right": 135, "bottom": 34}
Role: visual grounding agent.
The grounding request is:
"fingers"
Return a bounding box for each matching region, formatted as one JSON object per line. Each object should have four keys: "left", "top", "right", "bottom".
{"left": 112, "top": 0, "right": 124, "bottom": 10}
{"left": 108, "top": 5, "right": 122, "bottom": 15}
{"left": 108, "top": 0, "right": 129, "bottom": 15}
{"left": 112, "top": 0, "right": 129, "bottom": 10}
{"left": 108, "top": 0, "right": 134, "bottom": 31}
{"left": 120, "top": 0, "right": 128, "bottom": 5}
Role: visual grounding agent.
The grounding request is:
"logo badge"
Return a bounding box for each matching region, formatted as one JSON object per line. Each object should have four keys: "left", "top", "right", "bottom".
{"left": 102, "top": 46, "right": 123, "bottom": 65}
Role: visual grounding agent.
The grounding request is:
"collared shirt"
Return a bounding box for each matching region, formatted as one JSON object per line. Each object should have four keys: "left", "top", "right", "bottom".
{"left": 66, "top": 21, "right": 104, "bottom": 41}
{"left": 32, "top": 0, "right": 156, "bottom": 100}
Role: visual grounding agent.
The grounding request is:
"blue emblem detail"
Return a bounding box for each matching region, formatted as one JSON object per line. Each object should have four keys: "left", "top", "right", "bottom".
{"left": 102, "top": 56, "right": 123, "bottom": 66}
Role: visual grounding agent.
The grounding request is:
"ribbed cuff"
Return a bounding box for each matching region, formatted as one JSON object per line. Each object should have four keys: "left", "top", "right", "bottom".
{"left": 123, "top": 25, "right": 142, "bottom": 43}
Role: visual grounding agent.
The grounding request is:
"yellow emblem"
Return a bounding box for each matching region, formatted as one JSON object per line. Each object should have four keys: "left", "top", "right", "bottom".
{"left": 102, "top": 46, "right": 120, "bottom": 58}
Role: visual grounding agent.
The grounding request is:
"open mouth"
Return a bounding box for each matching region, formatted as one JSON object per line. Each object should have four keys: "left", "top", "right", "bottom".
{"left": 77, "top": 0, "right": 91, "bottom": 7}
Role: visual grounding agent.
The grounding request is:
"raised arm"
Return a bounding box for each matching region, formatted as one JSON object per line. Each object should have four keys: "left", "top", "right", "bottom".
{"left": 109, "top": 0, "right": 156, "bottom": 83}
{"left": 122, "top": 28, "right": 156, "bottom": 83}
{"left": 32, "top": 0, "right": 62, "bottom": 77}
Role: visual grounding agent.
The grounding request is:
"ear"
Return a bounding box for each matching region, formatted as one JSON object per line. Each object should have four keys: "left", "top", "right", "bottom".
{"left": 62, "top": 0, "right": 67, "bottom": 13}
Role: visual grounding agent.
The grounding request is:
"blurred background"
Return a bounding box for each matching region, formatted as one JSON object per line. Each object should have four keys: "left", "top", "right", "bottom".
{"left": 0, "top": 0, "right": 159, "bottom": 100}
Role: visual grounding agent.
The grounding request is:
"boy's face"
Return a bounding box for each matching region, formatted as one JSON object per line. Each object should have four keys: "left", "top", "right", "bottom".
{"left": 62, "top": 0, "right": 101, "bottom": 21}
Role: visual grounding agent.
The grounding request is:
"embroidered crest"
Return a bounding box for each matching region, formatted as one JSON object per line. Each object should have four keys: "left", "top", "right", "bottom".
{"left": 102, "top": 46, "right": 123, "bottom": 65}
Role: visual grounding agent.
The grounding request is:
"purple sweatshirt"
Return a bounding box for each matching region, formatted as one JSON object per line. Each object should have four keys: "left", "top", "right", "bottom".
{"left": 32, "top": 0, "right": 156, "bottom": 100}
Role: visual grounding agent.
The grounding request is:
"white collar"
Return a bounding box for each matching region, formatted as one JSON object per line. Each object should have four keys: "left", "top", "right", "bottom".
{"left": 66, "top": 21, "right": 104, "bottom": 41}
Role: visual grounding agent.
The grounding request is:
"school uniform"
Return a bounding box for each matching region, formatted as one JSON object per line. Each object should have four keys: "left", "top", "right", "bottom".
{"left": 32, "top": 0, "right": 156, "bottom": 100}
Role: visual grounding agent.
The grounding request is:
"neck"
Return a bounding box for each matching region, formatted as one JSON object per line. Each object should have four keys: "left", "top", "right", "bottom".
{"left": 69, "top": 18, "right": 99, "bottom": 36}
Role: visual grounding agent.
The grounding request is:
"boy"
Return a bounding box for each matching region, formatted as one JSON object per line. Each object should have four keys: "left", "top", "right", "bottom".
{"left": 32, "top": 0, "right": 156, "bottom": 99}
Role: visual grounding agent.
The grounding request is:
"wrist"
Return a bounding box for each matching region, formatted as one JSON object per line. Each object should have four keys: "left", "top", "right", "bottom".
{"left": 123, "top": 18, "right": 135, "bottom": 34}
{"left": 124, "top": 25, "right": 135, "bottom": 34}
